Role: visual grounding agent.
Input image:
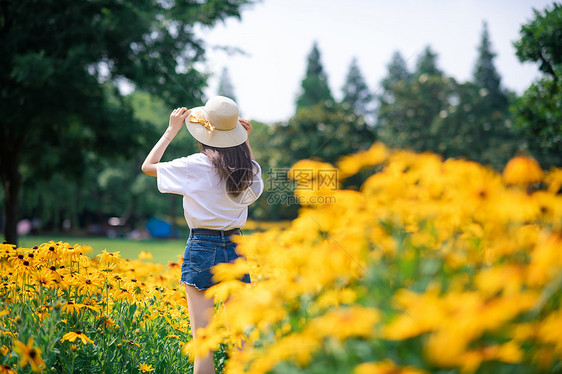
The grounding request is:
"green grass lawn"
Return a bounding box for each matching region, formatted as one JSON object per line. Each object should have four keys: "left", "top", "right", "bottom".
{"left": 17, "top": 235, "right": 187, "bottom": 265}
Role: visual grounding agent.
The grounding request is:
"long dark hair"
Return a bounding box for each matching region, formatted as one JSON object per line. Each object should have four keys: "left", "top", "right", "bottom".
{"left": 198, "top": 141, "right": 254, "bottom": 197}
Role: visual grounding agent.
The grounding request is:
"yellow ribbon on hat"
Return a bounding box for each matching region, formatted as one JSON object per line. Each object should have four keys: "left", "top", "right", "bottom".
{"left": 188, "top": 113, "right": 215, "bottom": 132}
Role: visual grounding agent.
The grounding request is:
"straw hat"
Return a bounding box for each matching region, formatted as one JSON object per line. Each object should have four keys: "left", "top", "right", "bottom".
{"left": 185, "top": 96, "right": 248, "bottom": 148}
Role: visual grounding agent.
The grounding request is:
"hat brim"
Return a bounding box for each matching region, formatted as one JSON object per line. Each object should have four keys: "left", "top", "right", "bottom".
{"left": 185, "top": 107, "right": 248, "bottom": 148}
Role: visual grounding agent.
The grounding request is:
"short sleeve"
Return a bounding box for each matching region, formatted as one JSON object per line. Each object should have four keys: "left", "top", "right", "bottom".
{"left": 157, "top": 158, "right": 189, "bottom": 195}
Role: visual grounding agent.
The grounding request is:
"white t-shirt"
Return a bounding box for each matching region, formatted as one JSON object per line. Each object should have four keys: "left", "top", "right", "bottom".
{"left": 157, "top": 153, "right": 264, "bottom": 230}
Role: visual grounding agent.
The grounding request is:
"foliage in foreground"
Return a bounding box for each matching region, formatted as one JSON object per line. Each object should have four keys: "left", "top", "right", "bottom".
{"left": 191, "top": 143, "right": 562, "bottom": 374}
{"left": 3, "top": 142, "right": 562, "bottom": 373}
{"left": 0, "top": 244, "right": 216, "bottom": 373}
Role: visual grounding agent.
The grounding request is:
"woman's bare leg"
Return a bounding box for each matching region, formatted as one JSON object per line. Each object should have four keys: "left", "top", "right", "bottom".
{"left": 185, "top": 285, "right": 215, "bottom": 374}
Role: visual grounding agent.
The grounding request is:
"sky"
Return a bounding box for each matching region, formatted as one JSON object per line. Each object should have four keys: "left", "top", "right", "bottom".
{"left": 198, "top": 0, "right": 553, "bottom": 124}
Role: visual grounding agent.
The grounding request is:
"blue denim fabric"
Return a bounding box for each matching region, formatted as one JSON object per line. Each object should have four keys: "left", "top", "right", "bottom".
{"left": 180, "top": 228, "right": 251, "bottom": 290}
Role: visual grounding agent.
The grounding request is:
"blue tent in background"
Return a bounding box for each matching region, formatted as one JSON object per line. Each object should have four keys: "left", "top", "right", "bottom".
{"left": 145, "top": 217, "right": 172, "bottom": 238}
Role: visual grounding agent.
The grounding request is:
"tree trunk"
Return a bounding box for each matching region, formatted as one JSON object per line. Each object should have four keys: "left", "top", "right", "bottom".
{"left": 1, "top": 153, "right": 21, "bottom": 246}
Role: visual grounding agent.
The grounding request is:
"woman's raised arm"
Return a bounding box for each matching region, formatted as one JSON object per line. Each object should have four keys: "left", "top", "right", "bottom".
{"left": 141, "top": 107, "right": 191, "bottom": 176}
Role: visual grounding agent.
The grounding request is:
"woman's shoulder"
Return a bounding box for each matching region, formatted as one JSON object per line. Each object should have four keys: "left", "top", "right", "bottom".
{"left": 186, "top": 152, "right": 211, "bottom": 164}
{"left": 164, "top": 153, "right": 207, "bottom": 167}
{"left": 182, "top": 153, "right": 214, "bottom": 170}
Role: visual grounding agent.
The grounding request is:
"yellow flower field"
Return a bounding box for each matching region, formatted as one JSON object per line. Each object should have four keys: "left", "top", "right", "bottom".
{"left": 0, "top": 242, "right": 195, "bottom": 373}
{"left": 193, "top": 143, "right": 562, "bottom": 374}
{"left": 2, "top": 142, "right": 561, "bottom": 373}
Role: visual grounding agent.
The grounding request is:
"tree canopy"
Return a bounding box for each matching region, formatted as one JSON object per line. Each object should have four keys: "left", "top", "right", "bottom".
{"left": 217, "top": 66, "right": 238, "bottom": 103}
{"left": 0, "top": 0, "right": 253, "bottom": 244}
{"left": 296, "top": 42, "right": 333, "bottom": 110}
{"left": 474, "top": 21, "right": 509, "bottom": 111}
{"left": 512, "top": 2, "right": 562, "bottom": 168}
{"left": 341, "top": 57, "right": 372, "bottom": 119}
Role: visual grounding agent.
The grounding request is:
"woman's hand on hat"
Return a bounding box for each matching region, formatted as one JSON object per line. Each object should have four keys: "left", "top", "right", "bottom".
{"left": 166, "top": 107, "right": 191, "bottom": 140}
{"left": 239, "top": 118, "right": 252, "bottom": 136}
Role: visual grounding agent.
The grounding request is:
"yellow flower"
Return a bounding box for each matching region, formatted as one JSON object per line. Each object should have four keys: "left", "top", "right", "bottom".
{"left": 78, "top": 274, "right": 104, "bottom": 295}
{"left": 35, "top": 306, "right": 51, "bottom": 321}
{"left": 61, "top": 331, "right": 95, "bottom": 345}
{"left": 98, "top": 316, "right": 118, "bottom": 330}
{"left": 503, "top": 156, "right": 543, "bottom": 185}
{"left": 313, "top": 287, "right": 357, "bottom": 310}
{"left": 459, "top": 341, "right": 523, "bottom": 374}
{"left": 545, "top": 167, "right": 562, "bottom": 194}
{"left": 61, "top": 300, "right": 85, "bottom": 315}
{"left": 308, "top": 306, "right": 380, "bottom": 342}
{"left": 474, "top": 265, "right": 524, "bottom": 297}
{"left": 113, "top": 287, "right": 134, "bottom": 302}
{"left": 0, "top": 364, "right": 16, "bottom": 374}
{"left": 0, "top": 345, "right": 10, "bottom": 356}
{"left": 138, "top": 363, "right": 155, "bottom": 372}
{"left": 122, "top": 339, "right": 140, "bottom": 348}
{"left": 96, "top": 249, "right": 122, "bottom": 269}
{"left": 0, "top": 243, "right": 16, "bottom": 260}
{"left": 338, "top": 142, "right": 389, "bottom": 179}
{"left": 527, "top": 232, "right": 562, "bottom": 286}
{"left": 138, "top": 251, "right": 153, "bottom": 260}
{"left": 355, "top": 359, "right": 427, "bottom": 374}
{"left": 81, "top": 297, "right": 101, "bottom": 313}
{"left": 34, "top": 268, "right": 55, "bottom": 288}
{"left": 37, "top": 242, "right": 60, "bottom": 263}
{"left": 247, "top": 331, "right": 321, "bottom": 372}
{"left": 10, "top": 255, "right": 35, "bottom": 277}
{"left": 212, "top": 258, "right": 251, "bottom": 283}
{"left": 13, "top": 337, "right": 45, "bottom": 372}
{"left": 537, "top": 309, "right": 562, "bottom": 354}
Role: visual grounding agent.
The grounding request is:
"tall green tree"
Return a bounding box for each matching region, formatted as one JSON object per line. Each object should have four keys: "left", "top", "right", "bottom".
{"left": 217, "top": 66, "right": 237, "bottom": 103}
{"left": 296, "top": 42, "right": 333, "bottom": 110}
{"left": 377, "top": 36, "right": 517, "bottom": 170}
{"left": 429, "top": 81, "right": 517, "bottom": 170}
{"left": 375, "top": 51, "right": 412, "bottom": 143}
{"left": 430, "top": 22, "right": 516, "bottom": 170}
{"left": 473, "top": 21, "right": 509, "bottom": 111}
{"left": 512, "top": 2, "right": 562, "bottom": 167}
{"left": 341, "top": 57, "right": 372, "bottom": 119}
{"left": 379, "top": 51, "right": 412, "bottom": 91}
{"left": 272, "top": 103, "right": 374, "bottom": 168}
{"left": 377, "top": 46, "right": 453, "bottom": 151}
{"left": 0, "top": 0, "right": 253, "bottom": 245}
{"left": 416, "top": 46, "right": 443, "bottom": 77}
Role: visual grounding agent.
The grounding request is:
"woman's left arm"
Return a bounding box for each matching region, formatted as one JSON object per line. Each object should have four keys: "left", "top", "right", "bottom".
{"left": 141, "top": 107, "right": 190, "bottom": 177}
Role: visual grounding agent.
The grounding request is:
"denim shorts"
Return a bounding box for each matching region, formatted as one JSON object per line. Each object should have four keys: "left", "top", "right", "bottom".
{"left": 180, "top": 228, "right": 251, "bottom": 290}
